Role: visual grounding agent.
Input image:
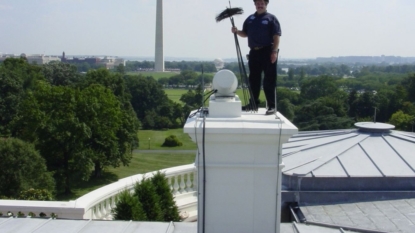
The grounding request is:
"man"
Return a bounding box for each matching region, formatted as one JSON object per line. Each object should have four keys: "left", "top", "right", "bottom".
{"left": 231, "top": 0, "right": 281, "bottom": 115}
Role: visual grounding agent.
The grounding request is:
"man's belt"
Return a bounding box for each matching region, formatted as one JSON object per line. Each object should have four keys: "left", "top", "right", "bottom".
{"left": 252, "top": 46, "right": 264, "bottom": 50}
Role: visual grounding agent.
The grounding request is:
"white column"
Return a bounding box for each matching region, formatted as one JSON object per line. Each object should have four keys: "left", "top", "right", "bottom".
{"left": 154, "top": 0, "right": 164, "bottom": 72}
{"left": 184, "top": 105, "right": 298, "bottom": 233}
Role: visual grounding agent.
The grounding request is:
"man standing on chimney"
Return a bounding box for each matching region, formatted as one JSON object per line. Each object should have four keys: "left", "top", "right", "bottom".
{"left": 232, "top": 0, "right": 281, "bottom": 115}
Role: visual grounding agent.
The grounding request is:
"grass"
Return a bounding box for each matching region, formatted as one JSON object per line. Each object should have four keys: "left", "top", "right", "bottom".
{"left": 56, "top": 152, "right": 196, "bottom": 201}
{"left": 126, "top": 71, "right": 178, "bottom": 80}
{"left": 164, "top": 88, "right": 267, "bottom": 105}
{"left": 164, "top": 89, "right": 188, "bottom": 103}
{"left": 107, "top": 153, "right": 195, "bottom": 178}
{"left": 138, "top": 128, "right": 197, "bottom": 150}
{"left": 55, "top": 126, "right": 197, "bottom": 200}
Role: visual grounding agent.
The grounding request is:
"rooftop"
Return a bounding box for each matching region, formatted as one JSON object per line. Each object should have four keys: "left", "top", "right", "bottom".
{"left": 282, "top": 123, "right": 415, "bottom": 178}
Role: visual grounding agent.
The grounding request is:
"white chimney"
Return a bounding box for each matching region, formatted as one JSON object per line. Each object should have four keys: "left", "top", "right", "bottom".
{"left": 184, "top": 70, "right": 298, "bottom": 233}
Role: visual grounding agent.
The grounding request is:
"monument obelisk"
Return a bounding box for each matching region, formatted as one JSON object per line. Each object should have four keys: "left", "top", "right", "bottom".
{"left": 154, "top": 0, "right": 164, "bottom": 72}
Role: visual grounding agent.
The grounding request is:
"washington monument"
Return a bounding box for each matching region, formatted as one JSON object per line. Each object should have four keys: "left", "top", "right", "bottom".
{"left": 154, "top": 0, "right": 164, "bottom": 72}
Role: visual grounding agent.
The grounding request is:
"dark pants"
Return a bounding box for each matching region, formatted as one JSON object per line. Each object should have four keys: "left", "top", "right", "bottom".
{"left": 248, "top": 46, "right": 276, "bottom": 108}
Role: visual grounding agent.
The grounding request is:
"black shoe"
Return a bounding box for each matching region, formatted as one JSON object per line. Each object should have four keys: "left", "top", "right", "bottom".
{"left": 242, "top": 104, "right": 258, "bottom": 111}
{"left": 265, "top": 108, "right": 276, "bottom": 115}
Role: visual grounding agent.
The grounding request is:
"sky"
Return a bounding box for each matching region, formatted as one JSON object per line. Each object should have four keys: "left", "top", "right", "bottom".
{"left": 1, "top": 0, "right": 415, "bottom": 60}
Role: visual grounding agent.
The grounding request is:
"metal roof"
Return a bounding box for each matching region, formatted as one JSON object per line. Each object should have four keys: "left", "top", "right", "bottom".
{"left": 282, "top": 123, "right": 415, "bottom": 178}
{"left": 0, "top": 218, "right": 356, "bottom": 233}
{"left": 300, "top": 198, "right": 415, "bottom": 233}
{"left": 0, "top": 218, "right": 198, "bottom": 233}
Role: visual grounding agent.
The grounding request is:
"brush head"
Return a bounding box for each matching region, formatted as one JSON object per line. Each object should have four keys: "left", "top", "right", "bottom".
{"left": 215, "top": 7, "right": 244, "bottom": 22}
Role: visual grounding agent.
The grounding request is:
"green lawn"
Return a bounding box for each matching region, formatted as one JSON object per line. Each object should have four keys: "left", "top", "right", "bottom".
{"left": 107, "top": 153, "right": 195, "bottom": 178}
{"left": 138, "top": 128, "right": 197, "bottom": 150}
{"left": 164, "top": 89, "right": 187, "bottom": 103}
{"left": 164, "top": 88, "right": 266, "bottom": 105}
{"left": 56, "top": 152, "right": 195, "bottom": 201}
{"left": 127, "top": 71, "right": 178, "bottom": 80}
{"left": 235, "top": 89, "right": 266, "bottom": 105}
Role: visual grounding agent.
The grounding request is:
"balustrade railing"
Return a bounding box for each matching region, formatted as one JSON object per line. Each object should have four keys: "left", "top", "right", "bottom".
{"left": 0, "top": 164, "right": 197, "bottom": 220}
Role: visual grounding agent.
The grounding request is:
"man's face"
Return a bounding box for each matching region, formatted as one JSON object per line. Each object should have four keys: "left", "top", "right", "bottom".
{"left": 255, "top": 0, "right": 267, "bottom": 13}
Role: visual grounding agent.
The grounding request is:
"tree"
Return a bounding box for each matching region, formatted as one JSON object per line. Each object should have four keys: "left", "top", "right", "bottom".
{"left": 180, "top": 85, "right": 203, "bottom": 109}
{"left": 389, "top": 110, "right": 415, "bottom": 131}
{"left": 0, "top": 57, "right": 43, "bottom": 90}
{"left": 347, "top": 89, "right": 359, "bottom": 119}
{"left": 112, "top": 190, "right": 146, "bottom": 221}
{"left": 276, "top": 87, "right": 301, "bottom": 105}
{"left": 294, "top": 99, "right": 354, "bottom": 131}
{"left": 402, "top": 73, "right": 415, "bottom": 102}
{"left": 42, "top": 61, "right": 81, "bottom": 86}
{"left": 151, "top": 172, "right": 181, "bottom": 221}
{"left": 300, "top": 75, "right": 338, "bottom": 101}
{"left": 0, "top": 66, "right": 24, "bottom": 135}
{"left": 116, "top": 64, "right": 125, "bottom": 75}
{"left": 355, "top": 91, "right": 377, "bottom": 120}
{"left": 126, "top": 75, "right": 170, "bottom": 120}
{"left": 0, "top": 138, "right": 55, "bottom": 198}
{"left": 277, "top": 99, "right": 295, "bottom": 121}
{"left": 78, "top": 85, "right": 124, "bottom": 178}
{"left": 134, "top": 177, "right": 163, "bottom": 221}
{"left": 0, "top": 58, "right": 43, "bottom": 135}
{"left": 13, "top": 82, "right": 92, "bottom": 193}
{"left": 113, "top": 173, "right": 180, "bottom": 221}
{"left": 12, "top": 82, "right": 128, "bottom": 193}
{"left": 81, "top": 68, "right": 140, "bottom": 158}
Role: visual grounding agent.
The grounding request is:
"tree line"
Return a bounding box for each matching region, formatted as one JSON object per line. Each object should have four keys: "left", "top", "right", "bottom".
{"left": 276, "top": 74, "right": 415, "bottom": 131}
{"left": 125, "top": 61, "right": 217, "bottom": 73}
{"left": 0, "top": 58, "right": 203, "bottom": 197}
{"left": 1, "top": 57, "right": 414, "bottom": 198}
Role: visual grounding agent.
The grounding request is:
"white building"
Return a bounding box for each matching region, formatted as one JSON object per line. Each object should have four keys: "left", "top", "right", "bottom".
{"left": 0, "top": 53, "right": 60, "bottom": 64}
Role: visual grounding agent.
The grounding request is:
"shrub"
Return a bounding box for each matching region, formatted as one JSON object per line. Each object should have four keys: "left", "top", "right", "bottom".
{"left": 151, "top": 172, "right": 181, "bottom": 221}
{"left": 161, "top": 135, "right": 183, "bottom": 147}
{"left": 112, "top": 190, "right": 146, "bottom": 221}
{"left": 112, "top": 175, "right": 180, "bottom": 222}
{"left": 0, "top": 138, "right": 55, "bottom": 198}
{"left": 134, "top": 178, "right": 163, "bottom": 221}
{"left": 18, "top": 188, "right": 53, "bottom": 201}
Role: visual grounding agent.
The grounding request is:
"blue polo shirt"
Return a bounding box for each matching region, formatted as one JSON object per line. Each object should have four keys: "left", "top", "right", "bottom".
{"left": 242, "top": 12, "right": 281, "bottom": 49}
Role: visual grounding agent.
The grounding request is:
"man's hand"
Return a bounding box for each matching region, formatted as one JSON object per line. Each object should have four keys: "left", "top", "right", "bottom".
{"left": 271, "top": 51, "right": 277, "bottom": 63}
{"left": 231, "top": 27, "right": 247, "bottom": 38}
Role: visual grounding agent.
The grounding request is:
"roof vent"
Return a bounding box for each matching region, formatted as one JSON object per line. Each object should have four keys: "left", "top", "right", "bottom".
{"left": 354, "top": 122, "right": 395, "bottom": 133}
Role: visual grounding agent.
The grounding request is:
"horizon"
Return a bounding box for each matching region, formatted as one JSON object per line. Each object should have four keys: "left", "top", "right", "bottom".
{"left": 1, "top": 0, "right": 415, "bottom": 59}
{"left": 2, "top": 53, "right": 415, "bottom": 63}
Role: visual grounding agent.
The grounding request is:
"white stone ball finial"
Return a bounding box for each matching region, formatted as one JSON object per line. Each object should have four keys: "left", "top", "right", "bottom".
{"left": 212, "top": 69, "right": 238, "bottom": 97}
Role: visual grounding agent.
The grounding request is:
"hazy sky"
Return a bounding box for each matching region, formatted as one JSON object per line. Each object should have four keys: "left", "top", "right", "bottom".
{"left": 1, "top": 0, "right": 414, "bottom": 60}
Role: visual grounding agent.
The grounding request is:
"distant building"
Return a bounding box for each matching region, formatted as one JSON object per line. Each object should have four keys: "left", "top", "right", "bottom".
{"left": 0, "top": 53, "right": 60, "bottom": 64}
{"left": 61, "top": 52, "right": 125, "bottom": 69}
{"left": 98, "top": 56, "right": 125, "bottom": 69}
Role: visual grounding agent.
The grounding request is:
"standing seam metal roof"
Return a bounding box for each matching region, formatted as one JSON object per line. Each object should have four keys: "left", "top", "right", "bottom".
{"left": 282, "top": 123, "right": 415, "bottom": 178}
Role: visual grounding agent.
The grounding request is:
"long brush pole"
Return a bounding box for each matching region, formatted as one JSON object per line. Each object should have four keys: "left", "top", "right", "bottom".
{"left": 229, "top": 14, "right": 256, "bottom": 111}
{"left": 274, "top": 49, "right": 280, "bottom": 117}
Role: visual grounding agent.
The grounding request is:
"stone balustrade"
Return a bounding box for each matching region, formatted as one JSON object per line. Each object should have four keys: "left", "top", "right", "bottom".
{"left": 0, "top": 164, "right": 197, "bottom": 221}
